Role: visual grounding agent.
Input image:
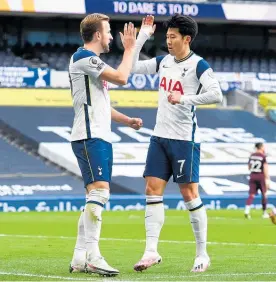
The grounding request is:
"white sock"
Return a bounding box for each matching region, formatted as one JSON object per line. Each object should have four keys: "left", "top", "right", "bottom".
{"left": 185, "top": 198, "right": 208, "bottom": 258}
{"left": 71, "top": 211, "right": 86, "bottom": 266}
{"left": 144, "top": 195, "right": 164, "bottom": 255}
{"left": 245, "top": 205, "right": 251, "bottom": 214}
{"left": 84, "top": 189, "right": 109, "bottom": 259}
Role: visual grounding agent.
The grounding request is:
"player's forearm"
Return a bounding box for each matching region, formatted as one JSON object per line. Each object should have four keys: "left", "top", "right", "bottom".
{"left": 116, "top": 48, "right": 135, "bottom": 84}
{"left": 264, "top": 164, "right": 269, "bottom": 179}
{"left": 111, "top": 107, "right": 130, "bottom": 125}
{"left": 264, "top": 165, "right": 270, "bottom": 189}
{"left": 132, "top": 31, "right": 150, "bottom": 73}
{"left": 180, "top": 85, "right": 223, "bottom": 106}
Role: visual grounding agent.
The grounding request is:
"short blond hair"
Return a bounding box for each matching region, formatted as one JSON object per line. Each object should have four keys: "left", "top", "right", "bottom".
{"left": 80, "top": 13, "right": 109, "bottom": 43}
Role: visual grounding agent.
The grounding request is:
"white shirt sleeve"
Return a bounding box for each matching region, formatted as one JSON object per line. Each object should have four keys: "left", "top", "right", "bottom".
{"left": 131, "top": 30, "right": 158, "bottom": 75}
{"left": 76, "top": 56, "right": 107, "bottom": 78}
{"left": 180, "top": 59, "right": 223, "bottom": 106}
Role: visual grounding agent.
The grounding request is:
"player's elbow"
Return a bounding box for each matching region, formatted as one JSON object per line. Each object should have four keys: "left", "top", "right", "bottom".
{"left": 214, "top": 88, "right": 223, "bottom": 104}
{"left": 131, "top": 63, "right": 139, "bottom": 73}
{"left": 217, "top": 91, "right": 223, "bottom": 104}
{"left": 100, "top": 68, "right": 129, "bottom": 85}
{"left": 114, "top": 73, "right": 128, "bottom": 85}
{"left": 117, "top": 77, "right": 128, "bottom": 85}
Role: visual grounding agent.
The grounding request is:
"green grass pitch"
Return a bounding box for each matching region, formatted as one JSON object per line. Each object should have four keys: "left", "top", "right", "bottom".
{"left": 0, "top": 210, "right": 276, "bottom": 281}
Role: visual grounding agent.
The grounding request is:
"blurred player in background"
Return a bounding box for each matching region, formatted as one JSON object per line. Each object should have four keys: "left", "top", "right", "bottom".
{"left": 131, "top": 14, "right": 222, "bottom": 273}
{"left": 244, "top": 143, "right": 270, "bottom": 219}
{"left": 68, "top": 13, "right": 142, "bottom": 276}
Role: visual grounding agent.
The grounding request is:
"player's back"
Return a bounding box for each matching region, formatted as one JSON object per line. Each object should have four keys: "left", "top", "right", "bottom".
{"left": 154, "top": 52, "right": 210, "bottom": 143}
{"left": 248, "top": 152, "right": 266, "bottom": 180}
{"left": 69, "top": 47, "right": 111, "bottom": 143}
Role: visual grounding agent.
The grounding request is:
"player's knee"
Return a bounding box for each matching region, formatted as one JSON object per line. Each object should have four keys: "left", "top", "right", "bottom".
{"left": 145, "top": 184, "right": 162, "bottom": 195}
{"left": 86, "top": 188, "right": 110, "bottom": 218}
{"left": 180, "top": 183, "right": 199, "bottom": 201}
{"left": 182, "top": 192, "right": 198, "bottom": 202}
{"left": 145, "top": 177, "right": 166, "bottom": 195}
{"left": 87, "top": 188, "right": 110, "bottom": 203}
{"left": 145, "top": 181, "right": 162, "bottom": 196}
{"left": 87, "top": 181, "right": 109, "bottom": 191}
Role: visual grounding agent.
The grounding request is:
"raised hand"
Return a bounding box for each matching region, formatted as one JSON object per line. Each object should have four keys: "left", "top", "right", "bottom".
{"left": 119, "top": 22, "right": 137, "bottom": 50}
{"left": 140, "top": 15, "right": 156, "bottom": 37}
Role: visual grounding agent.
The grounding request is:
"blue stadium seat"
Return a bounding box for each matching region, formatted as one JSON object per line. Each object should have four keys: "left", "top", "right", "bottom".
{"left": 0, "top": 44, "right": 276, "bottom": 73}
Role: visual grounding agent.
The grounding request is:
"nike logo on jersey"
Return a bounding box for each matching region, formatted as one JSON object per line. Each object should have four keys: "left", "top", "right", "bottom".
{"left": 177, "top": 174, "right": 184, "bottom": 178}
{"left": 163, "top": 65, "right": 170, "bottom": 68}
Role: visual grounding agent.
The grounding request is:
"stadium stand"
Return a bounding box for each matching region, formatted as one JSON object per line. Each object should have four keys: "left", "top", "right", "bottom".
{"left": 1, "top": 43, "right": 276, "bottom": 73}
{"left": 0, "top": 137, "right": 59, "bottom": 176}
{"left": 0, "top": 43, "right": 123, "bottom": 70}
{"left": 0, "top": 132, "right": 87, "bottom": 200}
{"left": 0, "top": 106, "right": 275, "bottom": 196}
{"left": 0, "top": 17, "right": 275, "bottom": 73}
{"left": 0, "top": 107, "right": 141, "bottom": 196}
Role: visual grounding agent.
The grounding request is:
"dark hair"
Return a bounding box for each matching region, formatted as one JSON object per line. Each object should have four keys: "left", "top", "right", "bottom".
{"left": 80, "top": 13, "right": 109, "bottom": 43}
{"left": 255, "top": 142, "right": 264, "bottom": 149}
{"left": 163, "top": 14, "right": 198, "bottom": 43}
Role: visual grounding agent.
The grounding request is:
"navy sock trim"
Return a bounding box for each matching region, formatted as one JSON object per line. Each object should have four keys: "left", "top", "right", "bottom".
{"left": 146, "top": 201, "right": 163, "bottom": 205}
{"left": 189, "top": 203, "right": 203, "bottom": 211}
{"left": 86, "top": 200, "right": 104, "bottom": 207}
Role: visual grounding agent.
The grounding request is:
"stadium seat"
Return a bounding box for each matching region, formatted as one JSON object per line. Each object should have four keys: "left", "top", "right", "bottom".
{"left": 0, "top": 43, "right": 275, "bottom": 74}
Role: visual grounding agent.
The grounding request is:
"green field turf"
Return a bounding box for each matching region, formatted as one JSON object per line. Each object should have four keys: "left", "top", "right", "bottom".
{"left": 0, "top": 210, "right": 276, "bottom": 281}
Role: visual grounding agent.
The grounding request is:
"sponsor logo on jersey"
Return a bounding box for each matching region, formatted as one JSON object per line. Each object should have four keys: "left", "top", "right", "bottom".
{"left": 159, "top": 77, "right": 184, "bottom": 95}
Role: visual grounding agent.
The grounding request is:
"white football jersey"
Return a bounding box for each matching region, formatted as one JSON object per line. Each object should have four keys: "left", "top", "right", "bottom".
{"left": 132, "top": 33, "right": 222, "bottom": 143}
{"left": 69, "top": 47, "right": 112, "bottom": 143}
{"left": 153, "top": 52, "right": 207, "bottom": 143}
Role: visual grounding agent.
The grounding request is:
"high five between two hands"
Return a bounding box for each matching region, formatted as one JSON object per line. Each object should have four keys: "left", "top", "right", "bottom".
{"left": 119, "top": 14, "right": 156, "bottom": 49}
{"left": 120, "top": 15, "right": 181, "bottom": 105}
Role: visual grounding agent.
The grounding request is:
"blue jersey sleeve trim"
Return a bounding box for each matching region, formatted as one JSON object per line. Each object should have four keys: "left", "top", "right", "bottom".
{"left": 196, "top": 59, "right": 210, "bottom": 80}
{"left": 156, "top": 55, "right": 166, "bottom": 72}
{"left": 73, "top": 48, "right": 96, "bottom": 63}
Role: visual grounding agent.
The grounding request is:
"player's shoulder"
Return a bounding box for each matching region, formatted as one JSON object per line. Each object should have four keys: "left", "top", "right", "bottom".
{"left": 72, "top": 47, "right": 98, "bottom": 64}
{"left": 191, "top": 53, "right": 203, "bottom": 63}
{"left": 250, "top": 152, "right": 265, "bottom": 159}
{"left": 156, "top": 54, "right": 172, "bottom": 64}
{"left": 259, "top": 152, "right": 266, "bottom": 159}
{"left": 192, "top": 53, "right": 211, "bottom": 68}
{"left": 155, "top": 54, "right": 172, "bottom": 72}
{"left": 250, "top": 152, "right": 258, "bottom": 157}
{"left": 191, "top": 53, "right": 212, "bottom": 79}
